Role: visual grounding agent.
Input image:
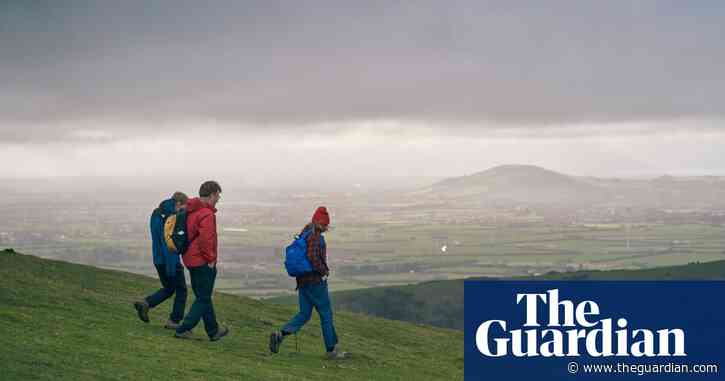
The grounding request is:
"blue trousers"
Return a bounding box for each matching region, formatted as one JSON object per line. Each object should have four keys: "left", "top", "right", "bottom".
{"left": 282, "top": 280, "right": 338, "bottom": 352}
{"left": 145, "top": 264, "right": 187, "bottom": 323}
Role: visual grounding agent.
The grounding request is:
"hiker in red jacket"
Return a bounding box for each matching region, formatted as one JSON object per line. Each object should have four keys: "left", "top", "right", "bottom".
{"left": 174, "top": 181, "right": 229, "bottom": 341}
{"left": 269, "top": 207, "right": 347, "bottom": 359}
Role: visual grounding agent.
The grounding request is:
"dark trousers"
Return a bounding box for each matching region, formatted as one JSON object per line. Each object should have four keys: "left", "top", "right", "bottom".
{"left": 176, "top": 265, "right": 219, "bottom": 337}
{"left": 145, "top": 264, "right": 187, "bottom": 323}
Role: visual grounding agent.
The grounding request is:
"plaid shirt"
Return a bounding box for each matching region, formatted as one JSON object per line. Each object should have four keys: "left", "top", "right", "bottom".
{"left": 296, "top": 224, "right": 329, "bottom": 289}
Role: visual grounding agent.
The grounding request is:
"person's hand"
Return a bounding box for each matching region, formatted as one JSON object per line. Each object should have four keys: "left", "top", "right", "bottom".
{"left": 208, "top": 262, "right": 216, "bottom": 269}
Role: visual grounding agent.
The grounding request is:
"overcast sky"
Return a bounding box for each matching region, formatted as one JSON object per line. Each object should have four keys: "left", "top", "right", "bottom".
{"left": 1, "top": 1, "right": 723, "bottom": 186}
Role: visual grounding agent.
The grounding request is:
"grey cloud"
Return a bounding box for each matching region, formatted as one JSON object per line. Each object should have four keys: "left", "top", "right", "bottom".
{"left": 1, "top": 1, "right": 724, "bottom": 142}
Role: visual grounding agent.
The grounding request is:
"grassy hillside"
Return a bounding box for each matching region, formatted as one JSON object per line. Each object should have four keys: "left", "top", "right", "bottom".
{"left": 272, "top": 260, "right": 725, "bottom": 330}
{"left": 0, "top": 249, "right": 462, "bottom": 381}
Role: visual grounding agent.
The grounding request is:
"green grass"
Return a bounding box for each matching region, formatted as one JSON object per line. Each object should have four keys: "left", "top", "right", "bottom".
{"left": 532, "top": 259, "right": 725, "bottom": 280}
{"left": 0, "top": 249, "right": 462, "bottom": 381}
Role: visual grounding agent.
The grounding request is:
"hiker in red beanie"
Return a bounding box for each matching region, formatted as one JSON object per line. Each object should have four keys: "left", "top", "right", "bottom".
{"left": 269, "top": 206, "right": 347, "bottom": 359}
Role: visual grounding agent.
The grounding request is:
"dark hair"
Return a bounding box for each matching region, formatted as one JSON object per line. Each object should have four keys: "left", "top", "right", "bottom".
{"left": 172, "top": 191, "right": 188, "bottom": 205}
{"left": 300, "top": 222, "right": 323, "bottom": 236}
{"left": 199, "top": 180, "right": 222, "bottom": 197}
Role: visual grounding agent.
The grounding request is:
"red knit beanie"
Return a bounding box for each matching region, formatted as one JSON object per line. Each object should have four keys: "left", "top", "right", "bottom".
{"left": 312, "top": 206, "right": 330, "bottom": 226}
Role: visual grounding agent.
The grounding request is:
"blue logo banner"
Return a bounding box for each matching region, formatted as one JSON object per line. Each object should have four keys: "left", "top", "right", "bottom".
{"left": 464, "top": 281, "right": 725, "bottom": 380}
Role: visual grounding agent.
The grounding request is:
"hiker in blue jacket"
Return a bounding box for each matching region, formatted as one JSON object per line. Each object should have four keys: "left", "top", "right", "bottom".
{"left": 270, "top": 207, "right": 348, "bottom": 359}
{"left": 133, "top": 192, "right": 189, "bottom": 329}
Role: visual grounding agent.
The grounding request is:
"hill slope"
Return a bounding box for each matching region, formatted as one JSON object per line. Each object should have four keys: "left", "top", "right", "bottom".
{"left": 272, "top": 260, "right": 725, "bottom": 330}
{"left": 425, "top": 164, "right": 606, "bottom": 204}
{"left": 421, "top": 164, "right": 725, "bottom": 207}
{"left": 0, "top": 249, "right": 462, "bottom": 381}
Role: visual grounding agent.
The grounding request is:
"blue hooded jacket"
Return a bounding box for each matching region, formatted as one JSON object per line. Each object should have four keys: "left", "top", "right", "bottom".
{"left": 150, "top": 198, "right": 181, "bottom": 277}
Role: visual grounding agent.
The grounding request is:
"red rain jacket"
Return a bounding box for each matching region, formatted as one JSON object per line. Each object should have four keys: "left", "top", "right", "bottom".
{"left": 182, "top": 197, "right": 218, "bottom": 268}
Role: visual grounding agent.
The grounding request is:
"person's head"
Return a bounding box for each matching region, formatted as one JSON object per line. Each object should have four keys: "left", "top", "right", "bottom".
{"left": 199, "top": 180, "right": 222, "bottom": 207}
{"left": 172, "top": 191, "right": 189, "bottom": 212}
{"left": 311, "top": 206, "right": 330, "bottom": 232}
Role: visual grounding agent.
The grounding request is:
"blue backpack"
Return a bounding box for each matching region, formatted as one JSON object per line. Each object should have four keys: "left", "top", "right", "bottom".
{"left": 284, "top": 229, "right": 314, "bottom": 277}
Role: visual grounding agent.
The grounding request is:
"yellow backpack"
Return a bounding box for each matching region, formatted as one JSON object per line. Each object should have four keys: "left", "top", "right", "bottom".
{"left": 163, "top": 209, "right": 190, "bottom": 255}
{"left": 164, "top": 214, "right": 178, "bottom": 253}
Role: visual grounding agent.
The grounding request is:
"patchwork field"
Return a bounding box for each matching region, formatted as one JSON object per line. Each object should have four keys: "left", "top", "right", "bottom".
{"left": 10, "top": 222, "right": 725, "bottom": 297}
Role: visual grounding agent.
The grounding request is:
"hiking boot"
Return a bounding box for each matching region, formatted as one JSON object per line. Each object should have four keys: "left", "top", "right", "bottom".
{"left": 269, "top": 331, "right": 284, "bottom": 354}
{"left": 133, "top": 301, "right": 150, "bottom": 323}
{"left": 210, "top": 326, "right": 229, "bottom": 342}
{"left": 174, "top": 330, "right": 194, "bottom": 340}
{"left": 164, "top": 320, "right": 181, "bottom": 330}
{"left": 326, "top": 345, "right": 348, "bottom": 360}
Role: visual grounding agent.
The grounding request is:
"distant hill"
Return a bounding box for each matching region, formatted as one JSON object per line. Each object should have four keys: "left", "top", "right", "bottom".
{"left": 423, "top": 164, "right": 607, "bottom": 205}
{"left": 418, "top": 164, "right": 725, "bottom": 207}
{"left": 434, "top": 165, "right": 581, "bottom": 190}
{"left": 271, "top": 260, "right": 725, "bottom": 330}
{"left": 0, "top": 249, "right": 462, "bottom": 381}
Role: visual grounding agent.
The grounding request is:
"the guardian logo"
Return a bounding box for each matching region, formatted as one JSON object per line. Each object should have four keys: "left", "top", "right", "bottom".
{"left": 476, "top": 289, "right": 686, "bottom": 358}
